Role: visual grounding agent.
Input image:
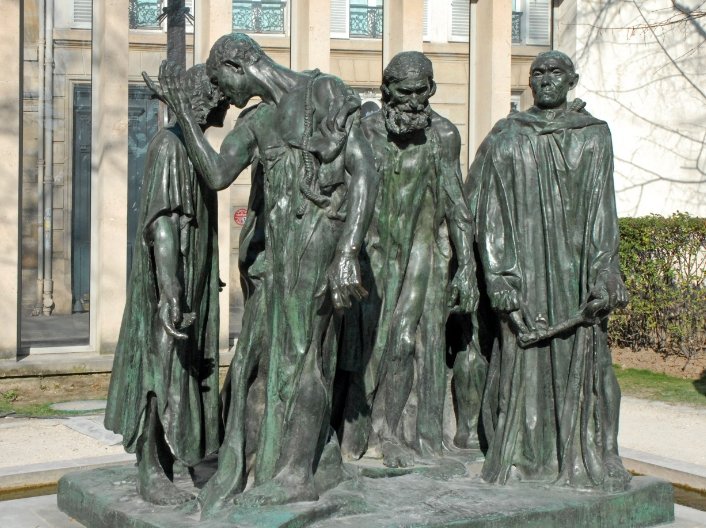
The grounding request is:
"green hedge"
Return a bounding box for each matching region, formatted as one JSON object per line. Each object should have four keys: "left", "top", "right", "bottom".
{"left": 610, "top": 213, "right": 706, "bottom": 360}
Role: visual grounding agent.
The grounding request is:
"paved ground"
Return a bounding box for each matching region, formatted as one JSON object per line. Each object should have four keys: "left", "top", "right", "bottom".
{"left": 0, "top": 395, "right": 705, "bottom": 527}
{"left": 20, "top": 302, "right": 245, "bottom": 351}
{"left": 619, "top": 396, "right": 706, "bottom": 467}
{"left": 0, "top": 415, "right": 124, "bottom": 470}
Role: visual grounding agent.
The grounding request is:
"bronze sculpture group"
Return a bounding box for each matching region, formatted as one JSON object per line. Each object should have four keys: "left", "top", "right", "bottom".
{"left": 105, "top": 33, "right": 632, "bottom": 519}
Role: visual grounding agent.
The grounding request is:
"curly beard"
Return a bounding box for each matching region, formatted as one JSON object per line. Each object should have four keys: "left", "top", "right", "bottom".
{"left": 383, "top": 102, "right": 432, "bottom": 136}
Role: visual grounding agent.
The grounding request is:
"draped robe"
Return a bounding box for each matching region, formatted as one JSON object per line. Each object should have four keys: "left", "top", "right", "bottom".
{"left": 473, "top": 105, "right": 625, "bottom": 488}
{"left": 105, "top": 126, "right": 221, "bottom": 467}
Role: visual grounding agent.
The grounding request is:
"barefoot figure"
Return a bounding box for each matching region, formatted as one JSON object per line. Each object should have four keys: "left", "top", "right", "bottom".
{"left": 337, "top": 52, "right": 479, "bottom": 468}
{"left": 104, "top": 64, "right": 229, "bottom": 505}
{"left": 148, "top": 33, "right": 378, "bottom": 514}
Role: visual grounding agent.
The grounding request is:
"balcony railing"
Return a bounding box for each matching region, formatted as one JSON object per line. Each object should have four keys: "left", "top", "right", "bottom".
{"left": 233, "top": 1, "right": 286, "bottom": 34}
{"left": 512, "top": 11, "right": 523, "bottom": 43}
{"left": 129, "top": 0, "right": 161, "bottom": 29}
{"left": 350, "top": 5, "right": 383, "bottom": 39}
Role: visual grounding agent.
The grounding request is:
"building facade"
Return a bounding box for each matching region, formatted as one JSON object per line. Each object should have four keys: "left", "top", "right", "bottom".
{"left": 1, "top": 0, "right": 702, "bottom": 362}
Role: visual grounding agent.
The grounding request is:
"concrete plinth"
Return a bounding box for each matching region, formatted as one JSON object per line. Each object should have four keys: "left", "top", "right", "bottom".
{"left": 57, "top": 464, "right": 674, "bottom": 528}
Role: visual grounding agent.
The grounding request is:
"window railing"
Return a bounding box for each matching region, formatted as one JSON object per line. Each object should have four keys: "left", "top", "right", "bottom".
{"left": 349, "top": 4, "right": 383, "bottom": 39}
{"left": 129, "top": 0, "right": 161, "bottom": 29}
{"left": 232, "top": 1, "right": 286, "bottom": 34}
{"left": 512, "top": 11, "right": 523, "bottom": 43}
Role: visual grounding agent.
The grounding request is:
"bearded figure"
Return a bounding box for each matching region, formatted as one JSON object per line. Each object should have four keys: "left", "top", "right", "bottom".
{"left": 335, "top": 51, "right": 479, "bottom": 468}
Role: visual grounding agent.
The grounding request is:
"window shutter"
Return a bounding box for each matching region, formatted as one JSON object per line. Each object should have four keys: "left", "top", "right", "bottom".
{"left": 73, "top": 0, "right": 92, "bottom": 26}
{"left": 423, "top": 0, "right": 429, "bottom": 38}
{"left": 330, "top": 0, "right": 349, "bottom": 38}
{"left": 526, "top": 0, "right": 551, "bottom": 45}
{"left": 450, "top": 0, "right": 469, "bottom": 41}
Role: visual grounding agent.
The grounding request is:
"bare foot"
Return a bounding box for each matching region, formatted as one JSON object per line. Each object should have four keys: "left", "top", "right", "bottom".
{"left": 453, "top": 429, "right": 480, "bottom": 450}
{"left": 198, "top": 474, "right": 238, "bottom": 520}
{"left": 602, "top": 455, "right": 631, "bottom": 492}
{"left": 381, "top": 440, "right": 415, "bottom": 468}
{"left": 137, "top": 470, "right": 195, "bottom": 505}
{"left": 233, "top": 471, "right": 319, "bottom": 508}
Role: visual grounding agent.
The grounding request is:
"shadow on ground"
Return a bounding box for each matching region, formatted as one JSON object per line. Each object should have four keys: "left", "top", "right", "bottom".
{"left": 693, "top": 370, "right": 706, "bottom": 398}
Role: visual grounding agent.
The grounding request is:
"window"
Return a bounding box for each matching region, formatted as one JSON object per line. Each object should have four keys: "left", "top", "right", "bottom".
{"left": 422, "top": 0, "right": 469, "bottom": 43}
{"left": 129, "top": 0, "right": 161, "bottom": 30}
{"left": 128, "top": 0, "right": 195, "bottom": 33}
{"left": 73, "top": 0, "right": 92, "bottom": 28}
{"left": 449, "top": 0, "right": 469, "bottom": 42}
{"left": 350, "top": 1, "right": 383, "bottom": 39}
{"left": 510, "top": 93, "right": 523, "bottom": 113}
{"left": 232, "top": 1, "right": 287, "bottom": 34}
{"left": 331, "top": 0, "right": 383, "bottom": 40}
{"left": 513, "top": 0, "right": 551, "bottom": 46}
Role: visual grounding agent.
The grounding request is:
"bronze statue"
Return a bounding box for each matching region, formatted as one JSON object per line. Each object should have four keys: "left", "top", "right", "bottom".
{"left": 470, "top": 50, "right": 631, "bottom": 491}
{"left": 146, "top": 33, "right": 378, "bottom": 514}
{"left": 104, "top": 64, "right": 228, "bottom": 505}
{"left": 337, "top": 52, "right": 479, "bottom": 468}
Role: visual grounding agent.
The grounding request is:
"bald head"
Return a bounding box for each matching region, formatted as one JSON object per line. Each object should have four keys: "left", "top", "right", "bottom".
{"left": 529, "top": 50, "right": 579, "bottom": 110}
{"left": 530, "top": 50, "right": 576, "bottom": 76}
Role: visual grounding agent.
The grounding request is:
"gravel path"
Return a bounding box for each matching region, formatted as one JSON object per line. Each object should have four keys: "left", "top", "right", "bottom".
{"left": 0, "top": 415, "right": 124, "bottom": 470}
{"left": 619, "top": 396, "right": 706, "bottom": 466}
{"left": 0, "top": 397, "right": 704, "bottom": 471}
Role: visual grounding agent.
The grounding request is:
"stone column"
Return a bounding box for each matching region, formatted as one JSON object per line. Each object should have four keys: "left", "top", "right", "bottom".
{"left": 196, "top": 0, "right": 234, "bottom": 353}
{"left": 91, "top": 0, "right": 129, "bottom": 354}
{"left": 0, "top": 0, "right": 21, "bottom": 359}
{"left": 468, "top": 0, "right": 512, "bottom": 154}
{"left": 290, "top": 0, "right": 331, "bottom": 71}
{"left": 383, "top": 0, "right": 424, "bottom": 67}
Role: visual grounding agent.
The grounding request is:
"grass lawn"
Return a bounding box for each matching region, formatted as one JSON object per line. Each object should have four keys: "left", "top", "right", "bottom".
{"left": 614, "top": 365, "right": 706, "bottom": 407}
{"left": 0, "top": 390, "right": 101, "bottom": 418}
{"left": 2, "top": 369, "right": 705, "bottom": 416}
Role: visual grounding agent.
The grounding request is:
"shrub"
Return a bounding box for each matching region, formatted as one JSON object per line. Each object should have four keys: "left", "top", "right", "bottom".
{"left": 610, "top": 213, "right": 706, "bottom": 362}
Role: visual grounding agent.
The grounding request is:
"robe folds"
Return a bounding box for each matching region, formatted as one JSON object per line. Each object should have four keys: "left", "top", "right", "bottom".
{"left": 105, "top": 125, "right": 221, "bottom": 467}
{"left": 208, "top": 72, "right": 358, "bottom": 502}
{"left": 472, "top": 105, "right": 625, "bottom": 489}
{"left": 337, "top": 111, "right": 477, "bottom": 459}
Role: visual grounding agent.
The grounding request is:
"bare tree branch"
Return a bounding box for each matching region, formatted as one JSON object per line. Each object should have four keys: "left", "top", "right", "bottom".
{"left": 633, "top": 0, "right": 706, "bottom": 101}
{"left": 672, "top": 1, "right": 706, "bottom": 39}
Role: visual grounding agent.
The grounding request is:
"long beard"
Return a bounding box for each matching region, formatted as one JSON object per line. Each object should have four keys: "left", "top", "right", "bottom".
{"left": 383, "top": 103, "right": 432, "bottom": 136}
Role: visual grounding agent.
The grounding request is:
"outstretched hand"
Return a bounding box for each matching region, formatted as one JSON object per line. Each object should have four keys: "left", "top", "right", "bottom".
{"left": 317, "top": 252, "right": 367, "bottom": 310}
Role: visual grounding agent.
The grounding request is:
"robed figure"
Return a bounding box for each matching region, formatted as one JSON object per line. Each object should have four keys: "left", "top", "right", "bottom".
{"left": 471, "top": 51, "right": 631, "bottom": 492}
{"left": 105, "top": 64, "right": 228, "bottom": 504}
{"left": 149, "top": 34, "right": 378, "bottom": 515}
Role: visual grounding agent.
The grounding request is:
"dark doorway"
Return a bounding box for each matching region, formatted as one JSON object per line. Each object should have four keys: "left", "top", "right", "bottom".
{"left": 127, "top": 86, "right": 160, "bottom": 278}
{"left": 71, "top": 84, "right": 92, "bottom": 313}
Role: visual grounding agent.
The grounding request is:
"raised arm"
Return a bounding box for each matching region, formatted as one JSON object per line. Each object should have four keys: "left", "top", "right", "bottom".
{"left": 143, "top": 62, "right": 257, "bottom": 191}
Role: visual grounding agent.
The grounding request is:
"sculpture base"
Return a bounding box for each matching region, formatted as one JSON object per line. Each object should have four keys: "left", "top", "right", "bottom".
{"left": 57, "top": 463, "right": 674, "bottom": 528}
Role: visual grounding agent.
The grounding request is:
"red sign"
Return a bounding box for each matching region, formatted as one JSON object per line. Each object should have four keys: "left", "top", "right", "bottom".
{"left": 233, "top": 208, "right": 248, "bottom": 226}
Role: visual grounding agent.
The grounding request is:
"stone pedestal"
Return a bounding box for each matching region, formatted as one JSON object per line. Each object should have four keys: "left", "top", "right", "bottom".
{"left": 58, "top": 462, "right": 673, "bottom": 528}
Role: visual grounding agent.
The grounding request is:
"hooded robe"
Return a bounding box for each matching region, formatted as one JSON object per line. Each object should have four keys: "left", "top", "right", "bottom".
{"left": 471, "top": 103, "right": 626, "bottom": 489}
